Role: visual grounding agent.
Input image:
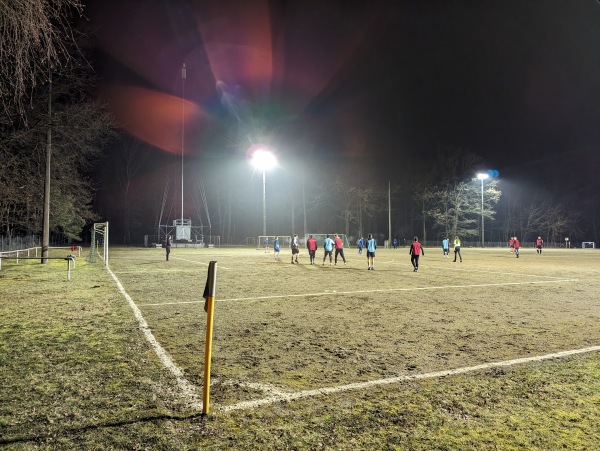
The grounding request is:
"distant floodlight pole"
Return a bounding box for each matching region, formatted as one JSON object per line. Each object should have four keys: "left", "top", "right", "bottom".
{"left": 477, "top": 173, "right": 489, "bottom": 247}
{"left": 181, "top": 62, "right": 186, "bottom": 224}
{"left": 250, "top": 148, "right": 277, "bottom": 237}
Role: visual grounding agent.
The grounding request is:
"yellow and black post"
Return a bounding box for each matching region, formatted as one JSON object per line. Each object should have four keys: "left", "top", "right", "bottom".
{"left": 202, "top": 261, "right": 217, "bottom": 414}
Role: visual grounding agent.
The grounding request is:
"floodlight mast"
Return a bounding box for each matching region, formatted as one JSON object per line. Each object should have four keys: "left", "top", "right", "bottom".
{"left": 476, "top": 173, "right": 490, "bottom": 247}
{"left": 181, "top": 63, "right": 186, "bottom": 225}
{"left": 251, "top": 148, "right": 277, "bottom": 237}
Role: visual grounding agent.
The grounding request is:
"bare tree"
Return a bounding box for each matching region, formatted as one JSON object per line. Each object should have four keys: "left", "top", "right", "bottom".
{"left": 412, "top": 183, "right": 435, "bottom": 242}
{"left": 0, "top": 0, "right": 84, "bottom": 120}
{"left": 540, "top": 204, "right": 578, "bottom": 245}
{"left": 115, "top": 137, "right": 144, "bottom": 244}
{"left": 412, "top": 150, "right": 501, "bottom": 242}
{"left": 356, "top": 184, "right": 387, "bottom": 237}
{"left": 0, "top": 33, "right": 115, "bottom": 239}
{"left": 333, "top": 177, "right": 358, "bottom": 237}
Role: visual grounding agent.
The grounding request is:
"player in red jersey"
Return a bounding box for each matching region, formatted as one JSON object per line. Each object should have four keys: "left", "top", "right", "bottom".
{"left": 306, "top": 235, "right": 318, "bottom": 265}
{"left": 536, "top": 236, "right": 543, "bottom": 254}
{"left": 409, "top": 236, "right": 424, "bottom": 272}
{"left": 334, "top": 233, "right": 347, "bottom": 265}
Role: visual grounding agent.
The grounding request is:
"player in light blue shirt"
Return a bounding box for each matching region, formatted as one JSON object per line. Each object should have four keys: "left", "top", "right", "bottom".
{"left": 323, "top": 234, "right": 334, "bottom": 266}
{"left": 442, "top": 237, "right": 449, "bottom": 258}
{"left": 366, "top": 234, "right": 376, "bottom": 270}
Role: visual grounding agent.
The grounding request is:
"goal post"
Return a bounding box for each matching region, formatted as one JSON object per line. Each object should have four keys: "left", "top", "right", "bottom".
{"left": 305, "top": 233, "right": 351, "bottom": 249}
{"left": 88, "top": 222, "right": 109, "bottom": 265}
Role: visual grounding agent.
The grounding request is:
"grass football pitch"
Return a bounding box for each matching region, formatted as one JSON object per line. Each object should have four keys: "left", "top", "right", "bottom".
{"left": 1, "top": 245, "right": 599, "bottom": 448}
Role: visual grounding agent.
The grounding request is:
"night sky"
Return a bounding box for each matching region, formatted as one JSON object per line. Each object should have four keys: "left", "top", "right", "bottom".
{"left": 86, "top": 0, "right": 600, "bottom": 236}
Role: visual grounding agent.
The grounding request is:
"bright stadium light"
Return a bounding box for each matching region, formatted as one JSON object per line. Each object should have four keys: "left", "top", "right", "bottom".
{"left": 250, "top": 147, "right": 277, "bottom": 237}
{"left": 476, "top": 172, "right": 490, "bottom": 247}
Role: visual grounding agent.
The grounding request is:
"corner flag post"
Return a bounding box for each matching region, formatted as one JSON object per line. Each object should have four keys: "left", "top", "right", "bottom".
{"left": 202, "top": 261, "right": 218, "bottom": 414}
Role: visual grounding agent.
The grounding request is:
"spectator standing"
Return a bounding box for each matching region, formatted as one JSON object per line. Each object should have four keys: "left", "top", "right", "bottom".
{"left": 366, "top": 234, "right": 376, "bottom": 270}
{"left": 409, "top": 236, "right": 424, "bottom": 272}
{"left": 334, "top": 233, "right": 347, "bottom": 265}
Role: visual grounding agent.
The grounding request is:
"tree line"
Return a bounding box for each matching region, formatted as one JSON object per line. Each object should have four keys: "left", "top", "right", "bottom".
{"left": 0, "top": 1, "right": 114, "bottom": 241}
{"left": 105, "top": 147, "right": 582, "bottom": 247}
{"left": 0, "top": 2, "right": 592, "bottom": 247}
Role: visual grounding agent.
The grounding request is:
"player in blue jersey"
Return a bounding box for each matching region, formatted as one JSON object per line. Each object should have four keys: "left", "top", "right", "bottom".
{"left": 366, "top": 234, "right": 376, "bottom": 270}
{"left": 442, "top": 237, "right": 449, "bottom": 258}
{"left": 322, "top": 234, "right": 334, "bottom": 266}
{"left": 357, "top": 237, "right": 364, "bottom": 254}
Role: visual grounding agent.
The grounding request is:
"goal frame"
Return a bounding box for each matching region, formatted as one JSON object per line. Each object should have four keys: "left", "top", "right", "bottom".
{"left": 88, "top": 222, "right": 109, "bottom": 265}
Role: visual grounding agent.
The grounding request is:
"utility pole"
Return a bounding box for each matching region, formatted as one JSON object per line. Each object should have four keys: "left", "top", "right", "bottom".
{"left": 42, "top": 70, "right": 52, "bottom": 264}
{"left": 388, "top": 181, "right": 391, "bottom": 248}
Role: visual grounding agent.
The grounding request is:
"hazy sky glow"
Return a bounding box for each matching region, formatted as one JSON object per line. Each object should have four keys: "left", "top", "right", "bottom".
{"left": 87, "top": 0, "right": 600, "bottom": 241}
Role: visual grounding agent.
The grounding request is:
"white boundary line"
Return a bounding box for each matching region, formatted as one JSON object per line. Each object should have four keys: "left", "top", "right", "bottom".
{"left": 106, "top": 266, "right": 203, "bottom": 409}
{"left": 425, "top": 264, "right": 571, "bottom": 280}
{"left": 171, "top": 255, "right": 230, "bottom": 270}
{"left": 107, "top": 264, "right": 596, "bottom": 416}
{"left": 137, "top": 278, "right": 577, "bottom": 307}
{"left": 220, "top": 345, "right": 600, "bottom": 412}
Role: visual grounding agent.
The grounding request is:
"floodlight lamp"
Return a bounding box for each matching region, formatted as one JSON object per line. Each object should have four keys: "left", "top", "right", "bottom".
{"left": 251, "top": 148, "right": 277, "bottom": 171}
{"left": 476, "top": 172, "right": 490, "bottom": 180}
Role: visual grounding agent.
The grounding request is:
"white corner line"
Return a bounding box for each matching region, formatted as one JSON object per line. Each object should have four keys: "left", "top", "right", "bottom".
{"left": 106, "top": 266, "right": 203, "bottom": 410}
{"left": 219, "top": 345, "right": 600, "bottom": 413}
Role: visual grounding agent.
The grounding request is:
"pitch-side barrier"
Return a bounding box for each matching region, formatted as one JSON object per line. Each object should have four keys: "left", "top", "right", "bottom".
{"left": 0, "top": 255, "right": 77, "bottom": 281}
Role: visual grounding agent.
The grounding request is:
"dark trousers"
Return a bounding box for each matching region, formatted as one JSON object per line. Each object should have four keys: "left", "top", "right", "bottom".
{"left": 411, "top": 254, "right": 420, "bottom": 269}
{"left": 454, "top": 247, "right": 462, "bottom": 262}
{"left": 335, "top": 248, "right": 346, "bottom": 264}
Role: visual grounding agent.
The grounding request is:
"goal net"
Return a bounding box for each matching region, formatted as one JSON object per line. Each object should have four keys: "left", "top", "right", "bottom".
{"left": 88, "top": 222, "right": 109, "bottom": 264}
{"left": 305, "top": 233, "right": 350, "bottom": 249}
